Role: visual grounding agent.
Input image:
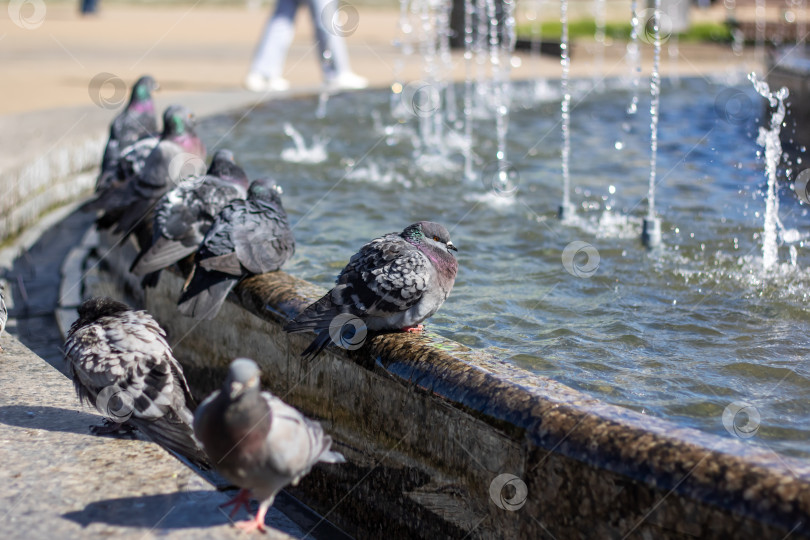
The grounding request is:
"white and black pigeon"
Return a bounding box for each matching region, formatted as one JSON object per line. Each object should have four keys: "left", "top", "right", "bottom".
{"left": 130, "top": 149, "right": 250, "bottom": 288}
{"left": 193, "top": 358, "right": 344, "bottom": 533}
{"left": 96, "top": 136, "right": 160, "bottom": 194}
{"left": 84, "top": 105, "right": 207, "bottom": 238}
{"left": 285, "top": 221, "right": 458, "bottom": 359}
{"left": 177, "top": 178, "right": 294, "bottom": 320}
{"left": 97, "top": 75, "right": 159, "bottom": 191}
{"left": 64, "top": 297, "right": 209, "bottom": 467}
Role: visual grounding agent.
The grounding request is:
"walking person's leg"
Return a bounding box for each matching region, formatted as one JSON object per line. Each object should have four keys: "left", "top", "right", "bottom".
{"left": 307, "top": 0, "right": 367, "bottom": 89}
{"left": 245, "top": 0, "right": 302, "bottom": 91}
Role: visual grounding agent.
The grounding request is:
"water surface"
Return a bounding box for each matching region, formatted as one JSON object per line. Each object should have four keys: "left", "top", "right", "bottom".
{"left": 199, "top": 76, "right": 810, "bottom": 458}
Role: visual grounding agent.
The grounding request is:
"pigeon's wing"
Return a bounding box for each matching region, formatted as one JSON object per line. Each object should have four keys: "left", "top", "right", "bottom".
{"left": 262, "top": 393, "right": 344, "bottom": 481}
{"left": 131, "top": 183, "right": 205, "bottom": 275}
{"left": 231, "top": 202, "right": 295, "bottom": 274}
{"left": 176, "top": 203, "right": 244, "bottom": 320}
{"left": 86, "top": 137, "right": 159, "bottom": 213}
{"left": 64, "top": 311, "right": 207, "bottom": 466}
{"left": 334, "top": 235, "right": 431, "bottom": 317}
{"left": 284, "top": 235, "right": 430, "bottom": 358}
{"left": 176, "top": 268, "right": 238, "bottom": 320}
{"left": 132, "top": 237, "right": 199, "bottom": 276}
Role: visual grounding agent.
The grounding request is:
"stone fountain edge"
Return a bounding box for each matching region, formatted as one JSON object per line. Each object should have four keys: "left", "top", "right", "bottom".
{"left": 89, "top": 227, "right": 810, "bottom": 539}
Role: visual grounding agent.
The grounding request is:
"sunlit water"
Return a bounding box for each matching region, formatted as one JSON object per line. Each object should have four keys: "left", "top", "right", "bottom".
{"left": 200, "top": 77, "right": 810, "bottom": 458}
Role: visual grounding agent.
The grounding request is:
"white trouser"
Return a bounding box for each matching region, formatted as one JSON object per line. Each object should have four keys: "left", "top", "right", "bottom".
{"left": 249, "top": 0, "right": 353, "bottom": 80}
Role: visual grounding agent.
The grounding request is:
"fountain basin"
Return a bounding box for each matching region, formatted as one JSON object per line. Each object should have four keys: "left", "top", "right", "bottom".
{"left": 86, "top": 229, "right": 810, "bottom": 538}
{"left": 198, "top": 79, "right": 810, "bottom": 462}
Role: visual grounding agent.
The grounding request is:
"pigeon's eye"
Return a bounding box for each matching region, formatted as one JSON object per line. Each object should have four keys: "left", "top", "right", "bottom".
{"left": 433, "top": 236, "right": 440, "bottom": 242}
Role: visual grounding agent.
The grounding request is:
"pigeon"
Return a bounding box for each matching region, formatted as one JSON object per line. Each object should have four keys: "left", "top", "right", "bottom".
{"left": 285, "top": 221, "right": 458, "bottom": 359}
{"left": 130, "top": 149, "right": 250, "bottom": 288}
{"left": 177, "top": 178, "right": 294, "bottom": 320}
{"left": 193, "top": 358, "right": 344, "bottom": 533}
{"left": 84, "top": 105, "right": 207, "bottom": 238}
{"left": 97, "top": 75, "right": 160, "bottom": 191}
{"left": 64, "top": 296, "right": 209, "bottom": 468}
{"left": 0, "top": 283, "right": 6, "bottom": 351}
{"left": 96, "top": 135, "right": 159, "bottom": 194}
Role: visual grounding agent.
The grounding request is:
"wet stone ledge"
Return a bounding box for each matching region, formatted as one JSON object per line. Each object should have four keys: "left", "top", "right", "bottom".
{"left": 93, "top": 230, "right": 810, "bottom": 539}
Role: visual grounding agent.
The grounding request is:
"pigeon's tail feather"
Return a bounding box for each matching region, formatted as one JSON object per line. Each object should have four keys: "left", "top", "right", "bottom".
{"left": 141, "top": 271, "right": 161, "bottom": 289}
{"left": 113, "top": 199, "right": 155, "bottom": 238}
{"left": 284, "top": 294, "right": 344, "bottom": 360}
{"left": 131, "top": 414, "right": 210, "bottom": 469}
{"left": 300, "top": 330, "right": 332, "bottom": 360}
{"left": 132, "top": 238, "right": 196, "bottom": 276}
{"left": 283, "top": 293, "right": 338, "bottom": 333}
{"left": 177, "top": 268, "right": 237, "bottom": 320}
{"left": 80, "top": 197, "right": 106, "bottom": 214}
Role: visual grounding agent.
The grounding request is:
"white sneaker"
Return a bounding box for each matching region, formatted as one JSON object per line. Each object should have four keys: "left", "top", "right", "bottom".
{"left": 244, "top": 73, "right": 290, "bottom": 93}
{"left": 267, "top": 77, "right": 290, "bottom": 92}
{"left": 327, "top": 72, "right": 369, "bottom": 91}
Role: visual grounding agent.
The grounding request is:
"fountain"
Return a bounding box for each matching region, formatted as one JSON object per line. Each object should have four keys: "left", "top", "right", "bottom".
{"left": 749, "top": 73, "right": 789, "bottom": 271}
{"left": 280, "top": 123, "right": 328, "bottom": 164}
{"left": 642, "top": 0, "right": 663, "bottom": 248}
{"left": 558, "top": 0, "right": 574, "bottom": 219}
{"left": 72, "top": 0, "right": 810, "bottom": 536}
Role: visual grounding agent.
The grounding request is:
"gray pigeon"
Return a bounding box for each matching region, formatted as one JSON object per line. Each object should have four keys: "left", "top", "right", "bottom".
{"left": 193, "top": 358, "right": 344, "bottom": 533}
{"left": 85, "top": 105, "right": 207, "bottom": 238}
{"left": 177, "top": 178, "right": 294, "bottom": 320}
{"left": 96, "top": 135, "right": 159, "bottom": 194}
{"left": 285, "top": 221, "right": 458, "bottom": 359}
{"left": 64, "top": 297, "right": 209, "bottom": 468}
{"left": 97, "top": 75, "right": 159, "bottom": 191}
{"left": 130, "top": 149, "right": 249, "bottom": 288}
{"left": 0, "top": 283, "right": 6, "bottom": 351}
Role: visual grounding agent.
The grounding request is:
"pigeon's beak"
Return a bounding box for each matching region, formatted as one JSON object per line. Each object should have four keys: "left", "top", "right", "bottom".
{"left": 447, "top": 241, "right": 458, "bottom": 252}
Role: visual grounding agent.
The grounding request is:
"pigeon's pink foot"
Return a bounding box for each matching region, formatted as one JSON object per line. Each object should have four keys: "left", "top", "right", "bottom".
{"left": 403, "top": 324, "right": 424, "bottom": 334}
{"left": 234, "top": 505, "right": 268, "bottom": 533}
{"left": 220, "top": 488, "right": 252, "bottom": 519}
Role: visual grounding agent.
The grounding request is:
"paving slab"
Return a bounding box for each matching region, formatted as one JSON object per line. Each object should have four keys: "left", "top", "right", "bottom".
{"left": 0, "top": 332, "right": 300, "bottom": 539}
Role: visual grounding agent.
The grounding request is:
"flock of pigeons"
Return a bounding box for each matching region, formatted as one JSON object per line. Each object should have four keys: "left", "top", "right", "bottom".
{"left": 55, "top": 76, "right": 461, "bottom": 532}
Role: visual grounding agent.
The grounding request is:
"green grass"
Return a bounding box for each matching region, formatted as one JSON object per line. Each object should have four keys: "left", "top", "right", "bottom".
{"left": 517, "top": 20, "right": 732, "bottom": 43}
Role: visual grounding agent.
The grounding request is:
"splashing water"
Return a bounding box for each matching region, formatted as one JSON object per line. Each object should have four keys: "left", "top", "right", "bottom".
{"left": 647, "top": 1, "right": 662, "bottom": 220}
{"left": 280, "top": 123, "right": 328, "bottom": 164}
{"left": 463, "top": 0, "right": 475, "bottom": 181}
{"left": 626, "top": 0, "right": 642, "bottom": 117}
{"left": 749, "top": 73, "right": 789, "bottom": 271}
{"left": 559, "top": 0, "right": 573, "bottom": 218}
{"left": 492, "top": 0, "right": 516, "bottom": 192}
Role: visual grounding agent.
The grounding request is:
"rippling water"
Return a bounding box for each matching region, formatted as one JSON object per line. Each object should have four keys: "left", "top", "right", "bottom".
{"left": 199, "top": 76, "right": 810, "bottom": 458}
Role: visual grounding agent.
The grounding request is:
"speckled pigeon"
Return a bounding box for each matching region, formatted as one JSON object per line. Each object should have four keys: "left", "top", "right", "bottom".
{"left": 64, "top": 297, "right": 209, "bottom": 467}
{"left": 96, "top": 135, "right": 159, "bottom": 194}
{"left": 97, "top": 75, "right": 159, "bottom": 191}
{"left": 85, "top": 105, "right": 207, "bottom": 238}
{"left": 193, "top": 358, "right": 344, "bottom": 533}
{"left": 177, "top": 178, "right": 294, "bottom": 320}
{"left": 130, "top": 149, "right": 249, "bottom": 288}
{"left": 285, "top": 221, "right": 458, "bottom": 359}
